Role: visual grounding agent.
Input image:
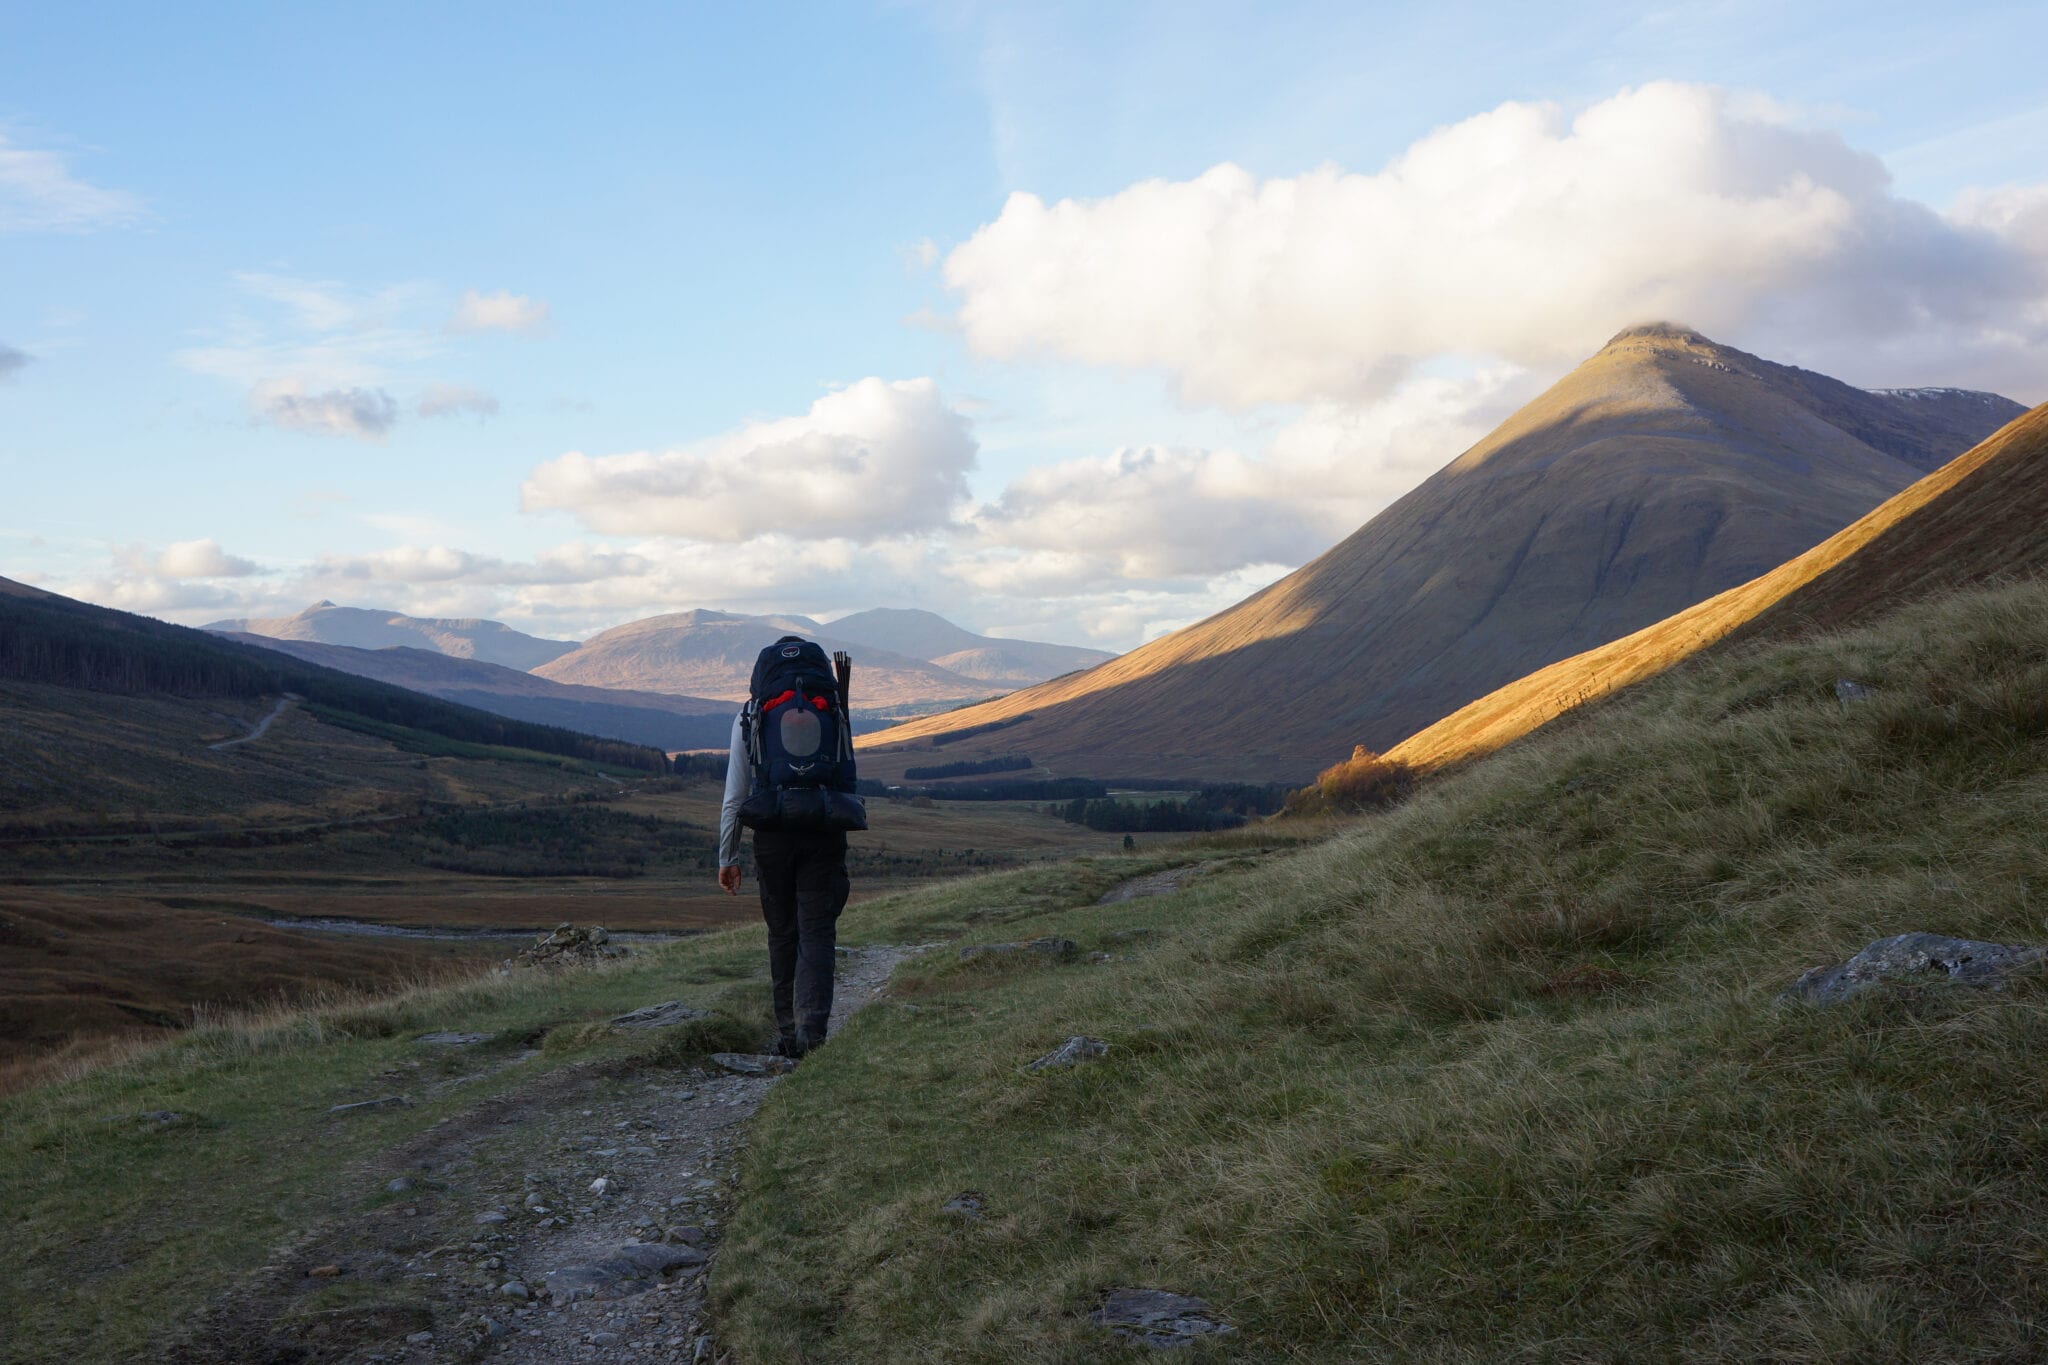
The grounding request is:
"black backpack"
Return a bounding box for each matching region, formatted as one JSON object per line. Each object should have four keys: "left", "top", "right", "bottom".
{"left": 737, "top": 636, "right": 867, "bottom": 832}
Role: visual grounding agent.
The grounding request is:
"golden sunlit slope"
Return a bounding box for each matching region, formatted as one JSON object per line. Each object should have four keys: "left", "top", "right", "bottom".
{"left": 1386, "top": 400, "right": 2048, "bottom": 771}
{"left": 866, "top": 326, "right": 2022, "bottom": 782}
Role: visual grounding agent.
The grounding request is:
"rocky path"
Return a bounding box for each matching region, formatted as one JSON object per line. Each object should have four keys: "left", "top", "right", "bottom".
{"left": 174, "top": 945, "right": 911, "bottom": 1364}
{"left": 208, "top": 692, "right": 300, "bottom": 750}
{"left": 1096, "top": 862, "right": 1207, "bottom": 905}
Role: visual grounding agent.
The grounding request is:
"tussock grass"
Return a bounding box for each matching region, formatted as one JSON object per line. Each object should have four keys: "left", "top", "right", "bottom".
{"left": 721, "top": 581, "right": 2048, "bottom": 1361}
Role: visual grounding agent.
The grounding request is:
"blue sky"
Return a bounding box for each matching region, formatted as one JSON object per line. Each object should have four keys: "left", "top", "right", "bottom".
{"left": 3, "top": 1, "right": 2045, "bottom": 648}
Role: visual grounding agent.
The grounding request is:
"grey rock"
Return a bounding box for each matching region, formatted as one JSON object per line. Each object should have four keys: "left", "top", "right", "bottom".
{"left": 476, "top": 1211, "right": 509, "bottom": 1226}
{"left": 415, "top": 1031, "right": 491, "bottom": 1046}
{"left": 498, "top": 1280, "right": 530, "bottom": 1300}
{"left": 1783, "top": 932, "right": 2048, "bottom": 1005}
{"left": 544, "top": 1242, "right": 709, "bottom": 1302}
{"left": 625, "top": 1146, "right": 657, "bottom": 1158}
{"left": 1029, "top": 1036, "right": 1109, "bottom": 1071}
{"left": 405, "top": 1331, "right": 433, "bottom": 1345}
{"left": 476, "top": 1316, "right": 510, "bottom": 1339}
{"left": 710, "top": 1052, "right": 795, "bottom": 1077}
{"left": 941, "top": 1193, "right": 984, "bottom": 1220}
{"left": 610, "top": 1000, "right": 710, "bottom": 1030}
{"left": 386, "top": 1176, "right": 418, "bottom": 1194}
{"left": 1835, "top": 679, "right": 1876, "bottom": 705}
{"left": 1090, "top": 1288, "right": 1237, "bottom": 1349}
{"left": 329, "top": 1095, "right": 411, "bottom": 1115}
{"left": 587, "top": 1330, "right": 621, "bottom": 1346}
{"left": 665, "top": 1225, "right": 705, "bottom": 1245}
{"left": 959, "top": 937, "right": 1076, "bottom": 962}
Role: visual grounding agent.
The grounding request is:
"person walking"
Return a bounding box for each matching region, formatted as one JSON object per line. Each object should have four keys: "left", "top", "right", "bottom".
{"left": 716, "top": 636, "right": 866, "bottom": 1059}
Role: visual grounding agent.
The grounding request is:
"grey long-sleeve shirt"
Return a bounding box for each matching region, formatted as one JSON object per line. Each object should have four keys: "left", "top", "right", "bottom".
{"left": 717, "top": 709, "right": 750, "bottom": 868}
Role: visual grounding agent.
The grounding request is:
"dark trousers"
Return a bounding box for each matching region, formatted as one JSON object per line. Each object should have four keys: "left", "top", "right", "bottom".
{"left": 753, "top": 828, "right": 850, "bottom": 1039}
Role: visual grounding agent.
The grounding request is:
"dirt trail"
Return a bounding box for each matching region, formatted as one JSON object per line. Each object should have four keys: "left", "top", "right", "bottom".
{"left": 1096, "top": 862, "right": 1207, "bottom": 904}
{"left": 170, "top": 945, "right": 911, "bottom": 1364}
{"left": 208, "top": 693, "right": 300, "bottom": 750}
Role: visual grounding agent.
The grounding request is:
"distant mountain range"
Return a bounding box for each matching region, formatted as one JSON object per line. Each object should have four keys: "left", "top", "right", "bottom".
{"left": 203, "top": 602, "right": 1117, "bottom": 738}
{"left": 864, "top": 324, "right": 2025, "bottom": 782}
{"left": 1386, "top": 398, "right": 2048, "bottom": 771}
{"left": 531, "top": 608, "right": 1114, "bottom": 708}
{"left": 205, "top": 602, "right": 578, "bottom": 670}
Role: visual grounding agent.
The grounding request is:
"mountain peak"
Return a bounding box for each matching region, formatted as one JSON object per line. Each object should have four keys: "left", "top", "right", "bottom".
{"left": 1602, "top": 320, "right": 1712, "bottom": 349}
{"left": 306, "top": 600, "right": 338, "bottom": 611}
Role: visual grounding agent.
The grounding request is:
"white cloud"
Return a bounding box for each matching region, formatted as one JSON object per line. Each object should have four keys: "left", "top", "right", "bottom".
{"left": 449, "top": 289, "right": 550, "bottom": 335}
{"left": 0, "top": 133, "right": 142, "bottom": 231}
{"left": 522, "top": 378, "right": 978, "bottom": 541}
{"left": 251, "top": 379, "right": 398, "bottom": 440}
{"left": 417, "top": 383, "right": 501, "bottom": 419}
{"left": 943, "top": 82, "right": 2048, "bottom": 406}
{"left": 155, "top": 538, "right": 259, "bottom": 579}
{"left": 0, "top": 343, "right": 27, "bottom": 381}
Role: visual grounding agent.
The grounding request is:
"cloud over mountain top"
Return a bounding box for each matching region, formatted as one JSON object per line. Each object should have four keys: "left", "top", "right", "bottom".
{"left": 944, "top": 82, "right": 2048, "bottom": 406}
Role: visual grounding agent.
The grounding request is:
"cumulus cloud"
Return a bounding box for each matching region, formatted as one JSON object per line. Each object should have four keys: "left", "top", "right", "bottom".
{"left": 0, "top": 343, "right": 28, "bottom": 380}
{"left": 417, "top": 383, "right": 501, "bottom": 419}
{"left": 449, "top": 289, "right": 550, "bottom": 335}
{"left": 0, "top": 133, "right": 142, "bottom": 231}
{"left": 971, "top": 366, "right": 1531, "bottom": 582}
{"left": 252, "top": 379, "right": 399, "bottom": 440}
{"left": 522, "top": 378, "right": 978, "bottom": 541}
{"left": 944, "top": 82, "right": 2048, "bottom": 406}
{"left": 156, "top": 538, "right": 259, "bottom": 579}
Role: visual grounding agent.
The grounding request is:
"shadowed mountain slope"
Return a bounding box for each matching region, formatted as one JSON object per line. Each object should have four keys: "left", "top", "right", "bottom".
{"left": 205, "top": 602, "right": 577, "bottom": 670}
{"left": 1386, "top": 400, "right": 2048, "bottom": 771}
{"left": 865, "top": 325, "right": 2023, "bottom": 782}
{"left": 217, "top": 634, "right": 734, "bottom": 752}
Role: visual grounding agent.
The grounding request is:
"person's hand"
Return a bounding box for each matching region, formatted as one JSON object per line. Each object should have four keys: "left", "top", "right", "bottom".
{"left": 718, "top": 865, "right": 742, "bottom": 895}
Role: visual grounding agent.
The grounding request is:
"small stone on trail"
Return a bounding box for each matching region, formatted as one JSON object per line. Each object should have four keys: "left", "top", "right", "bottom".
{"left": 1090, "top": 1288, "right": 1237, "bottom": 1349}
{"left": 498, "top": 1281, "right": 531, "bottom": 1301}
{"left": 405, "top": 1331, "right": 433, "bottom": 1345}
{"left": 1029, "top": 1036, "right": 1109, "bottom": 1071}
{"left": 941, "top": 1193, "right": 984, "bottom": 1220}
{"left": 476, "top": 1211, "right": 508, "bottom": 1226}
{"left": 1781, "top": 932, "right": 2048, "bottom": 1005}
{"left": 477, "top": 1316, "right": 510, "bottom": 1339}
{"left": 545, "top": 1243, "right": 707, "bottom": 1303}
{"left": 329, "top": 1095, "right": 411, "bottom": 1115}
{"left": 710, "top": 1052, "right": 795, "bottom": 1077}
{"left": 387, "top": 1176, "right": 418, "bottom": 1194}
{"left": 590, "top": 1177, "right": 610, "bottom": 1195}
{"left": 308, "top": 1264, "right": 341, "bottom": 1278}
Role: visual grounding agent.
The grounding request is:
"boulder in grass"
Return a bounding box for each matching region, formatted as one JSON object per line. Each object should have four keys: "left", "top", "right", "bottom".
{"left": 610, "top": 1001, "right": 710, "bottom": 1030}
{"left": 959, "top": 937, "right": 1077, "bottom": 962}
{"left": 1781, "top": 932, "right": 2048, "bottom": 1005}
{"left": 1090, "top": 1289, "right": 1236, "bottom": 1349}
{"left": 1028, "top": 1036, "right": 1108, "bottom": 1071}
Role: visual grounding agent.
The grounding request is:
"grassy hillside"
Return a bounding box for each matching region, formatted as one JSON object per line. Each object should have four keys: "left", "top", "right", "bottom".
{"left": 864, "top": 327, "right": 2021, "bottom": 783}
{"left": 1387, "top": 400, "right": 2048, "bottom": 773}
{"left": 5, "top": 578, "right": 2044, "bottom": 1359}
{"left": 724, "top": 578, "right": 2048, "bottom": 1360}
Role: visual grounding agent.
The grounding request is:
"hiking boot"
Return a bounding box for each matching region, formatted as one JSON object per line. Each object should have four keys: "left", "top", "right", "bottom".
{"left": 773, "top": 1033, "right": 808, "bottom": 1060}
{"left": 796, "top": 1026, "right": 827, "bottom": 1055}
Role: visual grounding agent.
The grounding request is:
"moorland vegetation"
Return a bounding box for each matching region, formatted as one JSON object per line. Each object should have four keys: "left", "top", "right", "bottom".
{"left": 6, "top": 577, "right": 2045, "bottom": 1359}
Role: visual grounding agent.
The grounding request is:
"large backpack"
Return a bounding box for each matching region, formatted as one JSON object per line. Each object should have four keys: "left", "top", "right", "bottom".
{"left": 737, "top": 636, "right": 867, "bottom": 833}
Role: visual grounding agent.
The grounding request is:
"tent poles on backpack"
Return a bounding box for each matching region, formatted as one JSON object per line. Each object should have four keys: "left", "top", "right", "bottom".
{"left": 832, "top": 650, "right": 852, "bottom": 713}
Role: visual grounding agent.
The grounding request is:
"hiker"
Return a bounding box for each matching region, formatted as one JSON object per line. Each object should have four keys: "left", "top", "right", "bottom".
{"left": 716, "top": 636, "right": 867, "bottom": 1059}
